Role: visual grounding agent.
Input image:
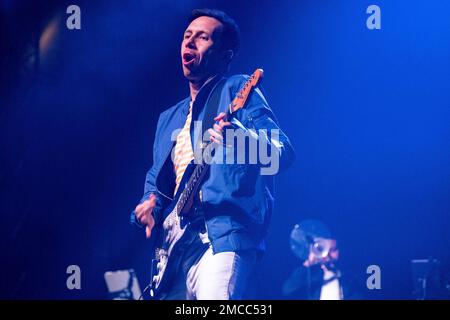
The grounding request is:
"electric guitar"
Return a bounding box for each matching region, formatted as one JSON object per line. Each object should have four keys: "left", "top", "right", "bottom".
{"left": 149, "top": 69, "right": 264, "bottom": 298}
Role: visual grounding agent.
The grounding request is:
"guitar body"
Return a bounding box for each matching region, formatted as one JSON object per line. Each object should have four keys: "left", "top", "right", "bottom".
{"left": 147, "top": 69, "right": 264, "bottom": 299}
{"left": 150, "top": 161, "right": 199, "bottom": 298}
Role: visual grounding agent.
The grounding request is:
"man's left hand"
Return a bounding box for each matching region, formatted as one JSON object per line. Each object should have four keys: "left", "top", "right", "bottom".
{"left": 208, "top": 112, "right": 232, "bottom": 145}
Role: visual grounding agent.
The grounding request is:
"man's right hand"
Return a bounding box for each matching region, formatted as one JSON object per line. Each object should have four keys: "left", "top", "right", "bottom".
{"left": 134, "top": 194, "right": 157, "bottom": 238}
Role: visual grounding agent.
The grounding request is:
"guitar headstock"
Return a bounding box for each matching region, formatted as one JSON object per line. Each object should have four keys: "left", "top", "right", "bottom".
{"left": 250, "top": 68, "right": 264, "bottom": 85}
{"left": 230, "top": 68, "right": 264, "bottom": 113}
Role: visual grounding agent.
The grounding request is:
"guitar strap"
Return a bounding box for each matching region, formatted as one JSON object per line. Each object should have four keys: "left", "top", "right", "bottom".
{"left": 198, "top": 76, "right": 227, "bottom": 149}
{"left": 191, "top": 76, "right": 227, "bottom": 218}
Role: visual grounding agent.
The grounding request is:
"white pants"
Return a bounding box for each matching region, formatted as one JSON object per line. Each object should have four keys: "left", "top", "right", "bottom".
{"left": 185, "top": 245, "right": 257, "bottom": 300}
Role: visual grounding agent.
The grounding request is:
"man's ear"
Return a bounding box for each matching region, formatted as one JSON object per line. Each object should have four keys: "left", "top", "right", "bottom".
{"left": 223, "top": 49, "right": 234, "bottom": 62}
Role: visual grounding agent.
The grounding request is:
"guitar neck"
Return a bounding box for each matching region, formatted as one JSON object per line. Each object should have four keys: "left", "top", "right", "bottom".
{"left": 175, "top": 142, "right": 213, "bottom": 216}
{"left": 176, "top": 69, "right": 264, "bottom": 216}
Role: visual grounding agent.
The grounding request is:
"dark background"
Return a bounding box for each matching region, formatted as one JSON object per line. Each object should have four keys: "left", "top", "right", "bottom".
{"left": 1, "top": 0, "right": 449, "bottom": 299}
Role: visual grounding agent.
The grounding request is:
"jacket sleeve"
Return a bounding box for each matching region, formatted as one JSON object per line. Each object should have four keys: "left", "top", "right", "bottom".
{"left": 130, "top": 114, "right": 164, "bottom": 228}
{"left": 231, "top": 85, "right": 296, "bottom": 174}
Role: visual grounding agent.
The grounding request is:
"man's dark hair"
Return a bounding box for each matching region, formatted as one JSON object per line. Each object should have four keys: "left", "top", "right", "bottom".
{"left": 189, "top": 8, "right": 240, "bottom": 54}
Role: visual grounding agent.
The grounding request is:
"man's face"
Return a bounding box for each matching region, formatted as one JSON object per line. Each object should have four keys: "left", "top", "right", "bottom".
{"left": 181, "top": 16, "right": 225, "bottom": 81}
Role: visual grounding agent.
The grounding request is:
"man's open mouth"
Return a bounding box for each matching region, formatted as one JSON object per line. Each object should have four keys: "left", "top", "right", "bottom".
{"left": 182, "top": 52, "right": 196, "bottom": 66}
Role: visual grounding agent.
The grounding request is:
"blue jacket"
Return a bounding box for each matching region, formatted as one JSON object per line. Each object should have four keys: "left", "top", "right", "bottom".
{"left": 132, "top": 74, "right": 295, "bottom": 254}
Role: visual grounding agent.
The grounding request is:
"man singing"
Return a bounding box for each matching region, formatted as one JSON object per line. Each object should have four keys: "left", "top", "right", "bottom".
{"left": 132, "top": 8, "right": 295, "bottom": 299}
